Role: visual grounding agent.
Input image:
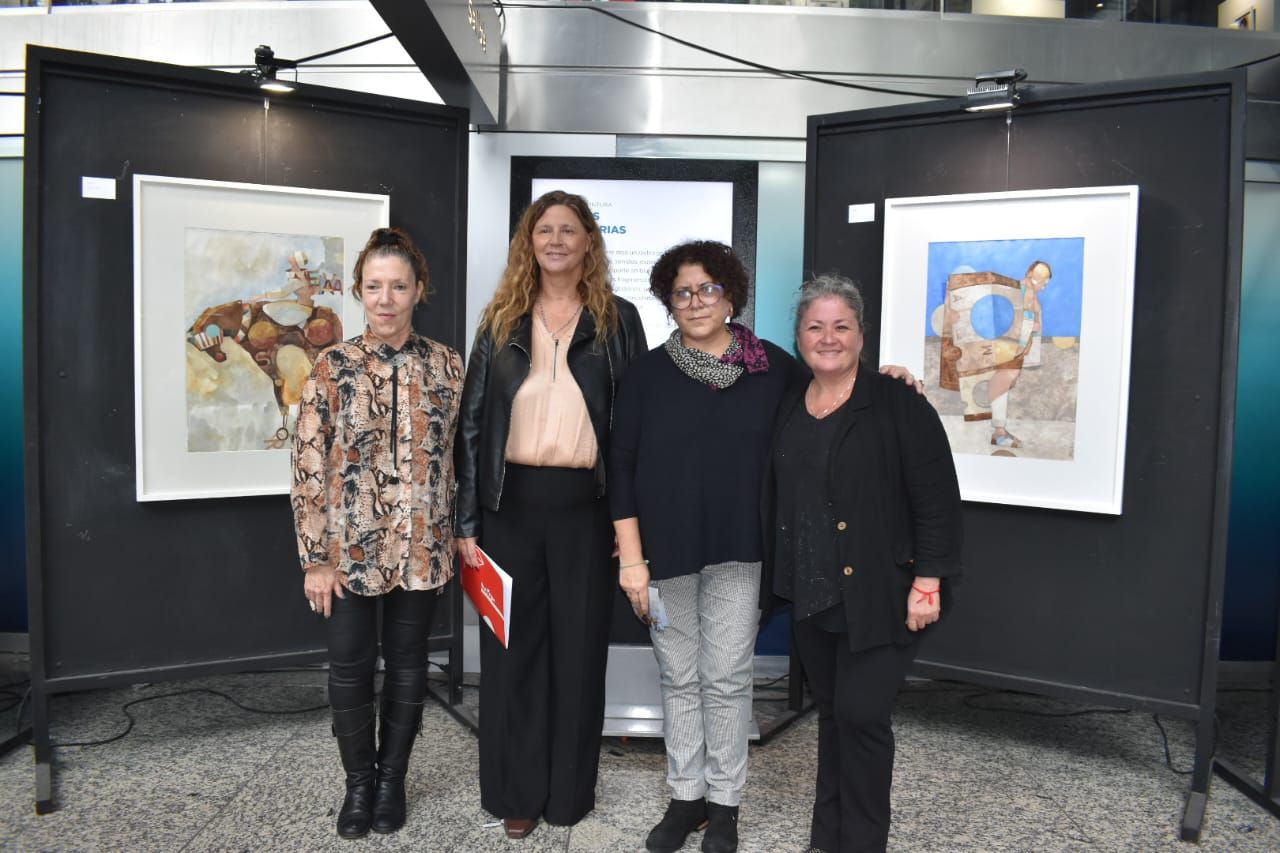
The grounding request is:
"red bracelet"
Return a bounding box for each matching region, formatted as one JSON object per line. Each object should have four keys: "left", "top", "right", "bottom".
{"left": 911, "top": 585, "right": 938, "bottom": 604}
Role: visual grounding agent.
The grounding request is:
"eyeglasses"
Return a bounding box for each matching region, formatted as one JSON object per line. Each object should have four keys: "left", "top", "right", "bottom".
{"left": 671, "top": 283, "right": 724, "bottom": 310}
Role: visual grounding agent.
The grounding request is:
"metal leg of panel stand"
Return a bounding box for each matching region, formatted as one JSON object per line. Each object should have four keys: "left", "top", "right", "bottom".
{"left": 425, "top": 675, "right": 478, "bottom": 734}
{"left": 425, "top": 626, "right": 476, "bottom": 733}
{"left": 756, "top": 648, "right": 814, "bottom": 745}
{"left": 1214, "top": 757, "right": 1280, "bottom": 819}
{"left": 425, "top": 586, "right": 477, "bottom": 734}
{"left": 1181, "top": 710, "right": 1217, "bottom": 842}
{"left": 1212, "top": 640, "right": 1280, "bottom": 822}
{"left": 449, "top": 587, "right": 464, "bottom": 706}
{"left": 32, "top": 688, "right": 53, "bottom": 815}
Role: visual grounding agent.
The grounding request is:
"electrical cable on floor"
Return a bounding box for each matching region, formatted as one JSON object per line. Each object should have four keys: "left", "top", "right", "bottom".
{"left": 960, "top": 689, "right": 1131, "bottom": 718}
{"left": 12, "top": 686, "right": 30, "bottom": 742}
{"left": 1151, "top": 714, "right": 1196, "bottom": 776}
{"left": 900, "top": 679, "right": 980, "bottom": 694}
{"left": 497, "top": 1, "right": 957, "bottom": 100}
{"left": 935, "top": 687, "right": 1201, "bottom": 778}
{"left": 49, "top": 688, "right": 328, "bottom": 750}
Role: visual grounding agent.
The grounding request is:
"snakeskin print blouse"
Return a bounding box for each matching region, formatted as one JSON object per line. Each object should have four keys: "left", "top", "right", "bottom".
{"left": 291, "top": 331, "right": 465, "bottom": 595}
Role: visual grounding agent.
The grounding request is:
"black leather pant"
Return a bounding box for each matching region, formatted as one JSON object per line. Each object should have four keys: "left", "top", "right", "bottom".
{"left": 326, "top": 586, "right": 440, "bottom": 711}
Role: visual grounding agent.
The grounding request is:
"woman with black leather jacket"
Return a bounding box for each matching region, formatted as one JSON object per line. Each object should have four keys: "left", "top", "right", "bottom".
{"left": 454, "top": 190, "right": 647, "bottom": 839}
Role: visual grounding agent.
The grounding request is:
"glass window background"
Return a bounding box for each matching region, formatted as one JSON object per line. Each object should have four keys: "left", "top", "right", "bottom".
{"left": 0, "top": 156, "right": 24, "bottom": 634}
{"left": 1222, "top": 171, "right": 1280, "bottom": 660}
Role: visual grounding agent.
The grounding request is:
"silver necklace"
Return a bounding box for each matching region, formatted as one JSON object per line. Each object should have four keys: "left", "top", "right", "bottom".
{"left": 536, "top": 300, "right": 581, "bottom": 381}
{"left": 807, "top": 375, "right": 856, "bottom": 419}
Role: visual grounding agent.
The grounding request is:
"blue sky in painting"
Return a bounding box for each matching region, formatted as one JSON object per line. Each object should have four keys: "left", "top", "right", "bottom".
{"left": 925, "top": 237, "right": 1085, "bottom": 337}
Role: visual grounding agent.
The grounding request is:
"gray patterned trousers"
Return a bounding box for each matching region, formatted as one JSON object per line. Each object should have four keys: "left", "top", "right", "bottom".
{"left": 650, "top": 560, "right": 761, "bottom": 806}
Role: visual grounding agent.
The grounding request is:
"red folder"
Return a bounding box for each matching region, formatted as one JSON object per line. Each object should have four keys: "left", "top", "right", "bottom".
{"left": 460, "top": 546, "right": 513, "bottom": 648}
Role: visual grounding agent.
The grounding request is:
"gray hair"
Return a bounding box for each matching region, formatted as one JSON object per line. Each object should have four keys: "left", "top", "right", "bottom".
{"left": 794, "top": 273, "right": 866, "bottom": 337}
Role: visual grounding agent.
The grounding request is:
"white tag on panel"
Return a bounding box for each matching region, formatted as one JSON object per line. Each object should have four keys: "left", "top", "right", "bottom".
{"left": 847, "top": 203, "right": 875, "bottom": 224}
{"left": 81, "top": 177, "right": 117, "bottom": 200}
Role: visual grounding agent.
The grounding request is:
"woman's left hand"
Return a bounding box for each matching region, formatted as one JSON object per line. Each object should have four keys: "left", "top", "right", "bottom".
{"left": 304, "top": 566, "right": 345, "bottom": 619}
{"left": 905, "top": 576, "right": 941, "bottom": 632}
{"left": 619, "top": 562, "right": 651, "bottom": 621}
{"left": 880, "top": 364, "right": 925, "bottom": 395}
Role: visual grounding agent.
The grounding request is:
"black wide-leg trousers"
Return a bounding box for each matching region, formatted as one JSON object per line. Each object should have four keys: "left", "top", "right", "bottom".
{"left": 327, "top": 586, "right": 441, "bottom": 712}
{"left": 478, "top": 464, "right": 614, "bottom": 825}
{"left": 793, "top": 619, "right": 918, "bottom": 853}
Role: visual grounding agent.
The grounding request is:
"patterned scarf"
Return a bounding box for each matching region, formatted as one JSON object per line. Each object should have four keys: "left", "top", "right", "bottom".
{"left": 664, "top": 322, "right": 770, "bottom": 390}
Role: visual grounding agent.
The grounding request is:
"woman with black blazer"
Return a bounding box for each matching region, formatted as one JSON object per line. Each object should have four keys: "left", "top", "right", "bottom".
{"left": 454, "top": 190, "right": 647, "bottom": 839}
{"left": 762, "top": 274, "right": 963, "bottom": 853}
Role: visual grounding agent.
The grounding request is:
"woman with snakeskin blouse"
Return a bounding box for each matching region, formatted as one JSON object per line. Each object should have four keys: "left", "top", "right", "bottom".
{"left": 291, "top": 227, "right": 464, "bottom": 839}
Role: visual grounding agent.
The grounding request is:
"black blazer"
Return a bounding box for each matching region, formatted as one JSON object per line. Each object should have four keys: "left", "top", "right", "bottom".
{"left": 761, "top": 363, "right": 963, "bottom": 653}
{"left": 453, "top": 297, "right": 647, "bottom": 539}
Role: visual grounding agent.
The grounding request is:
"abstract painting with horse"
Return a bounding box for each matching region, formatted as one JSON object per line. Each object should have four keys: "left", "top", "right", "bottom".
{"left": 184, "top": 229, "right": 345, "bottom": 452}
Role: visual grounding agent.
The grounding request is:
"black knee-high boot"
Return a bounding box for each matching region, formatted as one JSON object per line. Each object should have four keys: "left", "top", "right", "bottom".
{"left": 332, "top": 702, "right": 378, "bottom": 839}
{"left": 371, "top": 697, "right": 424, "bottom": 834}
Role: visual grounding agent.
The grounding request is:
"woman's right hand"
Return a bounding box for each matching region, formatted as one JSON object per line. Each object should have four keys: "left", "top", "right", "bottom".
{"left": 619, "top": 561, "right": 651, "bottom": 621}
{"left": 304, "top": 567, "right": 344, "bottom": 619}
{"left": 457, "top": 536, "right": 480, "bottom": 569}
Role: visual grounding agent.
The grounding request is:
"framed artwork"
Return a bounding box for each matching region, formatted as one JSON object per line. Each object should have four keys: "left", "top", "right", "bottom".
{"left": 880, "top": 185, "right": 1139, "bottom": 514}
{"left": 133, "top": 175, "right": 390, "bottom": 501}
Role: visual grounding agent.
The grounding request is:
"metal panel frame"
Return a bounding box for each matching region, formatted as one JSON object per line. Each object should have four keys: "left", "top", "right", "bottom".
{"left": 802, "top": 69, "right": 1245, "bottom": 841}
{"left": 22, "top": 45, "right": 471, "bottom": 814}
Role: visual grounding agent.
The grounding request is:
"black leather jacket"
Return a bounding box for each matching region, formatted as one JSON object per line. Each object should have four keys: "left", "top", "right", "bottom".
{"left": 453, "top": 297, "right": 647, "bottom": 538}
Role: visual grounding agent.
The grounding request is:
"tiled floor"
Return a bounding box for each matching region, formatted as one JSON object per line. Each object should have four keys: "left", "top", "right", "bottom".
{"left": 1, "top": 659, "right": 1277, "bottom": 852}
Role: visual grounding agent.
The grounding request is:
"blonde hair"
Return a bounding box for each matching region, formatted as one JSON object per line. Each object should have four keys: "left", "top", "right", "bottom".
{"left": 480, "top": 190, "right": 618, "bottom": 347}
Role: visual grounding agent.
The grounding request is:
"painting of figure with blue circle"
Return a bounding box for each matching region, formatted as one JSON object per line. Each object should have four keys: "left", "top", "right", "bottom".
{"left": 922, "top": 237, "right": 1085, "bottom": 460}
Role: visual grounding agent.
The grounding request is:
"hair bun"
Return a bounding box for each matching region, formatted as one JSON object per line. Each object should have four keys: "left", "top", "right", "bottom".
{"left": 374, "top": 228, "right": 400, "bottom": 247}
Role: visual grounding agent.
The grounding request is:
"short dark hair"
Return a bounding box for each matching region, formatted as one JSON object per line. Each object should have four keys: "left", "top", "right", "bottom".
{"left": 648, "top": 240, "right": 750, "bottom": 319}
{"left": 352, "top": 226, "right": 431, "bottom": 305}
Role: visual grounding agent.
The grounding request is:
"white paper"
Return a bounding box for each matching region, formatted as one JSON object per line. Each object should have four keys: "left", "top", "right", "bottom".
{"left": 82, "top": 177, "right": 117, "bottom": 200}
{"left": 648, "top": 585, "right": 669, "bottom": 632}
{"left": 847, "top": 203, "right": 875, "bottom": 224}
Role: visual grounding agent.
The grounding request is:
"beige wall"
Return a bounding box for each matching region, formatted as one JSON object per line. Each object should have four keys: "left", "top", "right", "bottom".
{"left": 1218, "top": 0, "right": 1275, "bottom": 31}
{"left": 972, "top": 0, "right": 1065, "bottom": 18}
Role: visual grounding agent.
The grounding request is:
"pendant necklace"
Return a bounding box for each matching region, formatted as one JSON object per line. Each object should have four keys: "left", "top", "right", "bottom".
{"left": 808, "top": 374, "right": 856, "bottom": 419}
{"left": 537, "top": 300, "right": 581, "bottom": 381}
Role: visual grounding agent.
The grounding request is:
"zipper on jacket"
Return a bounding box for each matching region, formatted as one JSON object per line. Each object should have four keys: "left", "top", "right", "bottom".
{"left": 605, "top": 344, "right": 616, "bottom": 430}
{"left": 495, "top": 339, "right": 531, "bottom": 510}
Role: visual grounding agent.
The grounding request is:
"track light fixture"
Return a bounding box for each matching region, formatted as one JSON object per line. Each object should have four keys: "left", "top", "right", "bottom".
{"left": 244, "top": 45, "right": 297, "bottom": 94}
{"left": 964, "top": 68, "right": 1027, "bottom": 113}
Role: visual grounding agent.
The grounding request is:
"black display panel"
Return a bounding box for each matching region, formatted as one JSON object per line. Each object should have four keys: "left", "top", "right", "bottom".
{"left": 804, "top": 74, "right": 1243, "bottom": 715}
{"left": 24, "top": 48, "right": 469, "bottom": 687}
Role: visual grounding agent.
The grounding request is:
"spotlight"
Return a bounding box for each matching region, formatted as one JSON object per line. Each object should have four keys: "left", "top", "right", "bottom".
{"left": 964, "top": 68, "right": 1028, "bottom": 113}
{"left": 243, "top": 45, "right": 297, "bottom": 94}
